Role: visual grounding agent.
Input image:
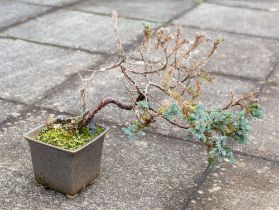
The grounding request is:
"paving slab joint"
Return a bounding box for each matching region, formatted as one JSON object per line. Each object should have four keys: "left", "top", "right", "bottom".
{"left": 69, "top": 9, "right": 162, "bottom": 24}
{"left": 0, "top": 0, "right": 87, "bottom": 34}
{"left": 12, "top": 0, "right": 54, "bottom": 8}
{"left": 257, "top": 60, "right": 279, "bottom": 93}
{"left": 207, "top": 1, "right": 277, "bottom": 12}
{"left": 0, "top": 35, "right": 115, "bottom": 57}
{"left": 211, "top": 71, "right": 263, "bottom": 83}
{"left": 181, "top": 167, "right": 211, "bottom": 210}
{"left": 169, "top": 24, "right": 279, "bottom": 43}
{"left": 38, "top": 55, "right": 115, "bottom": 101}
{"left": 234, "top": 150, "right": 279, "bottom": 165}
{"left": 162, "top": 2, "right": 201, "bottom": 27}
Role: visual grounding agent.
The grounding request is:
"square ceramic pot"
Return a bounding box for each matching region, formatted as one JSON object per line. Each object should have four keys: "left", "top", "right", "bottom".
{"left": 24, "top": 124, "right": 109, "bottom": 196}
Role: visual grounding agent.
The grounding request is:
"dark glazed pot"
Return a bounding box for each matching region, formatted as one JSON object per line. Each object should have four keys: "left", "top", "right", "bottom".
{"left": 24, "top": 124, "right": 109, "bottom": 196}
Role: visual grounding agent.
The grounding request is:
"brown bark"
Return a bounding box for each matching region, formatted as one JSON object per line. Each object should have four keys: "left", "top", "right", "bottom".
{"left": 81, "top": 98, "right": 134, "bottom": 127}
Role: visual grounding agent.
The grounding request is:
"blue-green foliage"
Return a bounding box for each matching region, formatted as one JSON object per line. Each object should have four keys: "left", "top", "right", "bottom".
{"left": 136, "top": 101, "right": 151, "bottom": 116}
{"left": 122, "top": 101, "right": 151, "bottom": 140}
{"left": 136, "top": 101, "right": 152, "bottom": 109}
{"left": 123, "top": 102, "right": 183, "bottom": 140}
{"left": 122, "top": 122, "right": 146, "bottom": 141}
{"left": 122, "top": 100, "right": 263, "bottom": 167}
{"left": 208, "top": 135, "right": 235, "bottom": 166}
{"left": 188, "top": 105, "right": 210, "bottom": 142}
{"left": 187, "top": 107, "right": 252, "bottom": 165}
{"left": 163, "top": 103, "right": 182, "bottom": 121}
{"left": 122, "top": 124, "right": 140, "bottom": 141}
{"left": 229, "top": 110, "right": 251, "bottom": 144}
{"left": 210, "top": 109, "right": 251, "bottom": 144}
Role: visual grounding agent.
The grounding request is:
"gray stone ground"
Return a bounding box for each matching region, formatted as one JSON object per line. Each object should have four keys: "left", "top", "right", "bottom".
{"left": 0, "top": 0, "right": 278, "bottom": 209}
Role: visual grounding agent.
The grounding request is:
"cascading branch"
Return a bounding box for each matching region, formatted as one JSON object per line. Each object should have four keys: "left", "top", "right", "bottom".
{"left": 123, "top": 100, "right": 263, "bottom": 166}
{"left": 78, "top": 11, "right": 264, "bottom": 167}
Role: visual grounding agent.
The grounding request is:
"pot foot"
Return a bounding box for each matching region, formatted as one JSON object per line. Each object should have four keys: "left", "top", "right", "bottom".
{"left": 66, "top": 194, "right": 78, "bottom": 199}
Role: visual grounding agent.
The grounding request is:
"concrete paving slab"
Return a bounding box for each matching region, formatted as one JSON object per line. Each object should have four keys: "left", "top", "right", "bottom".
{"left": 208, "top": 0, "right": 279, "bottom": 11}
{"left": 0, "top": 0, "right": 49, "bottom": 30}
{"left": 174, "top": 3, "right": 279, "bottom": 39}
{"left": 0, "top": 38, "right": 101, "bottom": 104}
{"left": 0, "top": 109, "right": 66, "bottom": 210}
{"left": 2, "top": 10, "right": 159, "bottom": 54}
{"left": 186, "top": 156, "right": 279, "bottom": 210}
{"left": 71, "top": 0, "right": 197, "bottom": 22}
{"left": 0, "top": 108, "right": 207, "bottom": 209}
{"left": 0, "top": 99, "right": 25, "bottom": 123}
{"left": 203, "top": 31, "right": 279, "bottom": 80}
{"left": 19, "top": 0, "right": 80, "bottom": 7}
{"left": 134, "top": 26, "right": 279, "bottom": 80}
{"left": 234, "top": 65, "right": 279, "bottom": 161}
{"left": 58, "top": 126, "right": 207, "bottom": 209}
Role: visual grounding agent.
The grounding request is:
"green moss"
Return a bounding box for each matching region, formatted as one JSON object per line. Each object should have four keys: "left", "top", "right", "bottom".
{"left": 35, "top": 121, "right": 105, "bottom": 151}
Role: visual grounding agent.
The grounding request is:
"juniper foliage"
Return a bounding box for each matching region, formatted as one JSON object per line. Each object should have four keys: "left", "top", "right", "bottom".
{"left": 78, "top": 12, "right": 264, "bottom": 167}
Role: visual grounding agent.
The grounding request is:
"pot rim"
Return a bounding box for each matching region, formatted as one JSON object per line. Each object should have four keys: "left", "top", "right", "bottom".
{"left": 23, "top": 123, "right": 109, "bottom": 154}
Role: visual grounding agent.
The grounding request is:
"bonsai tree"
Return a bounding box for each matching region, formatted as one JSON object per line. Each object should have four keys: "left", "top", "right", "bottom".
{"left": 40, "top": 12, "right": 264, "bottom": 167}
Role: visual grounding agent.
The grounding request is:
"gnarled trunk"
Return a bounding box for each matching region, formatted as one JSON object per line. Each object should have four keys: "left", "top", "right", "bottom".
{"left": 81, "top": 98, "right": 134, "bottom": 127}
